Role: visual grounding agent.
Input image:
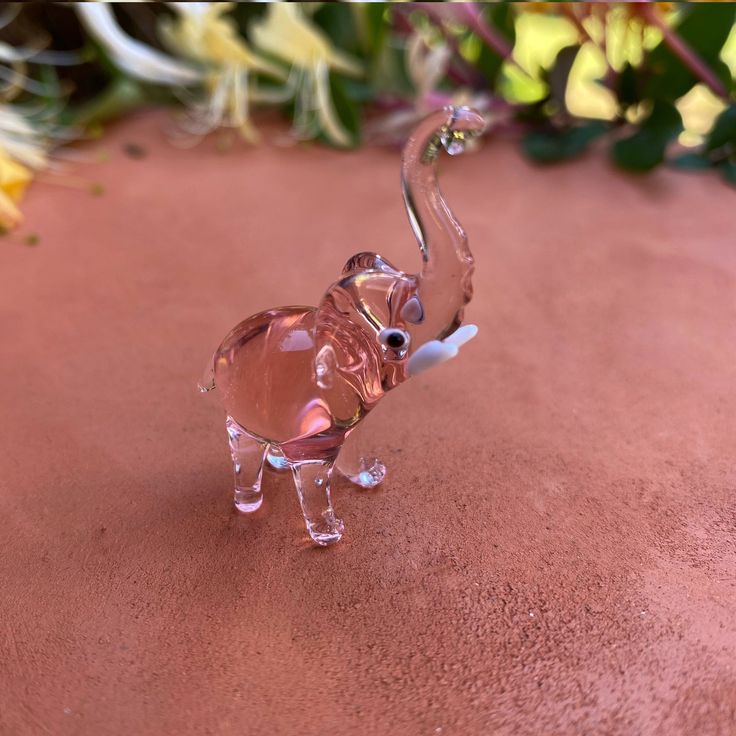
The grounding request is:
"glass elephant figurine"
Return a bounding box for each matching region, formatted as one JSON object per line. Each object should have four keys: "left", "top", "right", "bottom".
{"left": 200, "top": 106, "right": 485, "bottom": 545}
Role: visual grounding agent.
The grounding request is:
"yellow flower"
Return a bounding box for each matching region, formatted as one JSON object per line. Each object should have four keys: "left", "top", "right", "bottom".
{"left": 252, "top": 4, "right": 361, "bottom": 76}
{"left": 162, "top": 3, "right": 273, "bottom": 71}
{"left": 79, "top": 3, "right": 288, "bottom": 143}
{"left": 251, "top": 4, "right": 362, "bottom": 147}
{"left": 0, "top": 148, "right": 32, "bottom": 230}
{"left": 0, "top": 103, "right": 49, "bottom": 231}
{"left": 160, "top": 3, "right": 288, "bottom": 142}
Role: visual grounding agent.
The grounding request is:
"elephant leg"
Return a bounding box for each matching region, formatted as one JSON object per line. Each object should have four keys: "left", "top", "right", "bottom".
{"left": 291, "top": 460, "right": 344, "bottom": 546}
{"left": 336, "top": 417, "right": 386, "bottom": 489}
{"left": 265, "top": 445, "right": 289, "bottom": 471}
{"left": 226, "top": 416, "right": 268, "bottom": 513}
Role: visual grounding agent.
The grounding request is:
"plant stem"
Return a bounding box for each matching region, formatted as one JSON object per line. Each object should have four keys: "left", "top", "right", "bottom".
{"left": 451, "top": 3, "right": 513, "bottom": 60}
{"left": 393, "top": 6, "right": 483, "bottom": 89}
{"left": 457, "top": 3, "right": 538, "bottom": 82}
{"left": 640, "top": 5, "right": 728, "bottom": 99}
{"left": 445, "top": 3, "right": 537, "bottom": 83}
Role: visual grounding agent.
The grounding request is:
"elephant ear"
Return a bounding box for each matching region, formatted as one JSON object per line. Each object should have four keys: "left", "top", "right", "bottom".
{"left": 313, "top": 280, "right": 383, "bottom": 402}
{"left": 342, "top": 252, "right": 402, "bottom": 276}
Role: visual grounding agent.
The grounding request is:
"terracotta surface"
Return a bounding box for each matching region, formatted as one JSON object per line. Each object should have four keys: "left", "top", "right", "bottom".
{"left": 1, "top": 109, "right": 735, "bottom": 736}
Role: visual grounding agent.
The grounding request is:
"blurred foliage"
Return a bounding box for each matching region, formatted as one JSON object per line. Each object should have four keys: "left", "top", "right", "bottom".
{"left": 4, "top": 2, "right": 736, "bottom": 188}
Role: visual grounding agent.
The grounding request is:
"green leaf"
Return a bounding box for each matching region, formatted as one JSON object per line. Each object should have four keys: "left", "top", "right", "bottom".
{"left": 612, "top": 100, "right": 683, "bottom": 172}
{"left": 670, "top": 152, "right": 712, "bottom": 170}
{"left": 359, "top": 3, "right": 388, "bottom": 56}
{"left": 313, "top": 4, "right": 361, "bottom": 57}
{"left": 38, "top": 63, "right": 62, "bottom": 106}
{"left": 523, "top": 121, "right": 609, "bottom": 163}
{"left": 66, "top": 77, "right": 147, "bottom": 129}
{"left": 322, "top": 73, "right": 361, "bottom": 148}
{"left": 371, "top": 41, "right": 413, "bottom": 97}
{"left": 719, "top": 160, "right": 736, "bottom": 187}
{"left": 705, "top": 105, "right": 736, "bottom": 152}
{"left": 645, "top": 4, "right": 736, "bottom": 102}
{"left": 340, "top": 78, "right": 375, "bottom": 104}
{"left": 547, "top": 44, "right": 580, "bottom": 115}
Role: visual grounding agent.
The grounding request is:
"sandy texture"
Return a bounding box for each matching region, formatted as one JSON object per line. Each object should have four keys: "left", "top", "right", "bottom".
{"left": 1, "top": 110, "right": 735, "bottom": 736}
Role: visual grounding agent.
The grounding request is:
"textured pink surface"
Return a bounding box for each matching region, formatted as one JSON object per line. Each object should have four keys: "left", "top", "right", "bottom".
{"left": 1, "top": 110, "right": 735, "bottom": 735}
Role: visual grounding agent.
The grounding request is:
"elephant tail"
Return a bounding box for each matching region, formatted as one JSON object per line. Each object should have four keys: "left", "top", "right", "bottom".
{"left": 198, "top": 355, "right": 216, "bottom": 393}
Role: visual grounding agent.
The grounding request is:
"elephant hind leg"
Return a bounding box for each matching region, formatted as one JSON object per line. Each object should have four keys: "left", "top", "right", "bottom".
{"left": 336, "top": 419, "right": 386, "bottom": 489}
{"left": 338, "top": 455, "right": 386, "bottom": 489}
{"left": 265, "top": 445, "right": 289, "bottom": 471}
{"left": 226, "top": 417, "right": 268, "bottom": 513}
{"left": 291, "top": 460, "right": 344, "bottom": 546}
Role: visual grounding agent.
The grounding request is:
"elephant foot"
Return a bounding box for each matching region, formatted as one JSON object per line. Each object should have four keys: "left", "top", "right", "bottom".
{"left": 234, "top": 488, "right": 263, "bottom": 513}
{"left": 306, "top": 511, "right": 345, "bottom": 546}
{"left": 341, "top": 456, "right": 386, "bottom": 489}
{"left": 226, "top": 417, "right": 267, "bottom": 513}
{"left": 291, "top": 460, "right": 344, "bottom": 546}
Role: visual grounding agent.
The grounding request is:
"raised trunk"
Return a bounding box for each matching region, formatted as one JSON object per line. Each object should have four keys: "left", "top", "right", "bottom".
{"left": 401, "top": 106, "right": 484, "bottom": 342}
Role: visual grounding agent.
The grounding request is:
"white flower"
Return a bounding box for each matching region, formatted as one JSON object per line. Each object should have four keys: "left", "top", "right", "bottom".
{"left": 76, "top": 2, "right": 289, "bottom": 142}
{"left": 366, "top": 30, "right": 492, "bottom": 144}
{"left": 75, "top": 2, "right": 201, "bottom": 86}
{"left": 251, "top": 4, "right": 362, "bottom": 147}
{"left": 160, "top": 2, "right": 287, "bottom": 142}
{"left": 407, "top": 31, "right": 452, "bottom": 111}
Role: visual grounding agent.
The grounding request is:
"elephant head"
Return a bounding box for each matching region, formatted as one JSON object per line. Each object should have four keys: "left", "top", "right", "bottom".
{"left": 313, "top": 106, "right": 485, "bottom": 406}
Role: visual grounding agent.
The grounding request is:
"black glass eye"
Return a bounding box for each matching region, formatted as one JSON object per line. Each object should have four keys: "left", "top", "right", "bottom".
{"left": 379, "top": 328, "right": 410, "bottom": 351}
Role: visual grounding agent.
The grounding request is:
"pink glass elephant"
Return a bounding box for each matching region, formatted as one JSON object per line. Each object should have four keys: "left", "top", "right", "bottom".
{"left": 201, "top": 106, "right": 484, "bottom": 545}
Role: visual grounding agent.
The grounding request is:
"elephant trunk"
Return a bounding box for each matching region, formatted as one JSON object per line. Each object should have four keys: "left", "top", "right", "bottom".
{"left": 401, "top": 106, "right": 485, "bottom": 341}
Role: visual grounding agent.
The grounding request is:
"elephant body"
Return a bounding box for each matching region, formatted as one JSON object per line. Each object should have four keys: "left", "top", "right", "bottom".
{"left": 211, "top": 257, "right": 418, "bottom": 461}
{"left": 212, "top": 305, "right": 374, "bottom": 462}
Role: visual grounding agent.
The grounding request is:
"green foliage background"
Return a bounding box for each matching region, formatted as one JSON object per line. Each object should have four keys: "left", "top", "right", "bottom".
{"left": 11, "top": 2, "right": 736, "bottom": 186}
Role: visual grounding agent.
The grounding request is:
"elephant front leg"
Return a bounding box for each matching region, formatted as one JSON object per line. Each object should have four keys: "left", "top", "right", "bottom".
{"left": 226, "top": 416, "right": 268, "bottom": 513}
{"left": 291, "top": 460, "right": 344, "bottom": 546}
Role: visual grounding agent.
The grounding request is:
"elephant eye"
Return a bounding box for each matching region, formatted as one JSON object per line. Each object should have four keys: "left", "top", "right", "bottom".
{"left": 379, "top": 328, "right": 410, "bottom": 351}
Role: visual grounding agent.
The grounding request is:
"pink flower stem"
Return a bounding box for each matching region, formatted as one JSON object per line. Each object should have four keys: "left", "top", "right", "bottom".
{"left": 410, "top": 3, "right": 534, "bottom": 87}
{"left": 639, "top": 5, "right": 728, "bottom": 99}
{"left": 395, "top": 6, "right": 484, "bottom": 89}
{"left": 450, "top": 3, "right": 536, "bottom": 82}
{"left": 450, "top": 3, "right": 513, "bottom": 59}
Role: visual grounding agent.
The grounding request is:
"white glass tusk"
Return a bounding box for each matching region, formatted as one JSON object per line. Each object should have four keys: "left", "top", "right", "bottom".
{"left": 443, "top": 323, "right": 478, "bottom": 348}
{"left": 407, "top": 340, "right": 459, "bottom": 377}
